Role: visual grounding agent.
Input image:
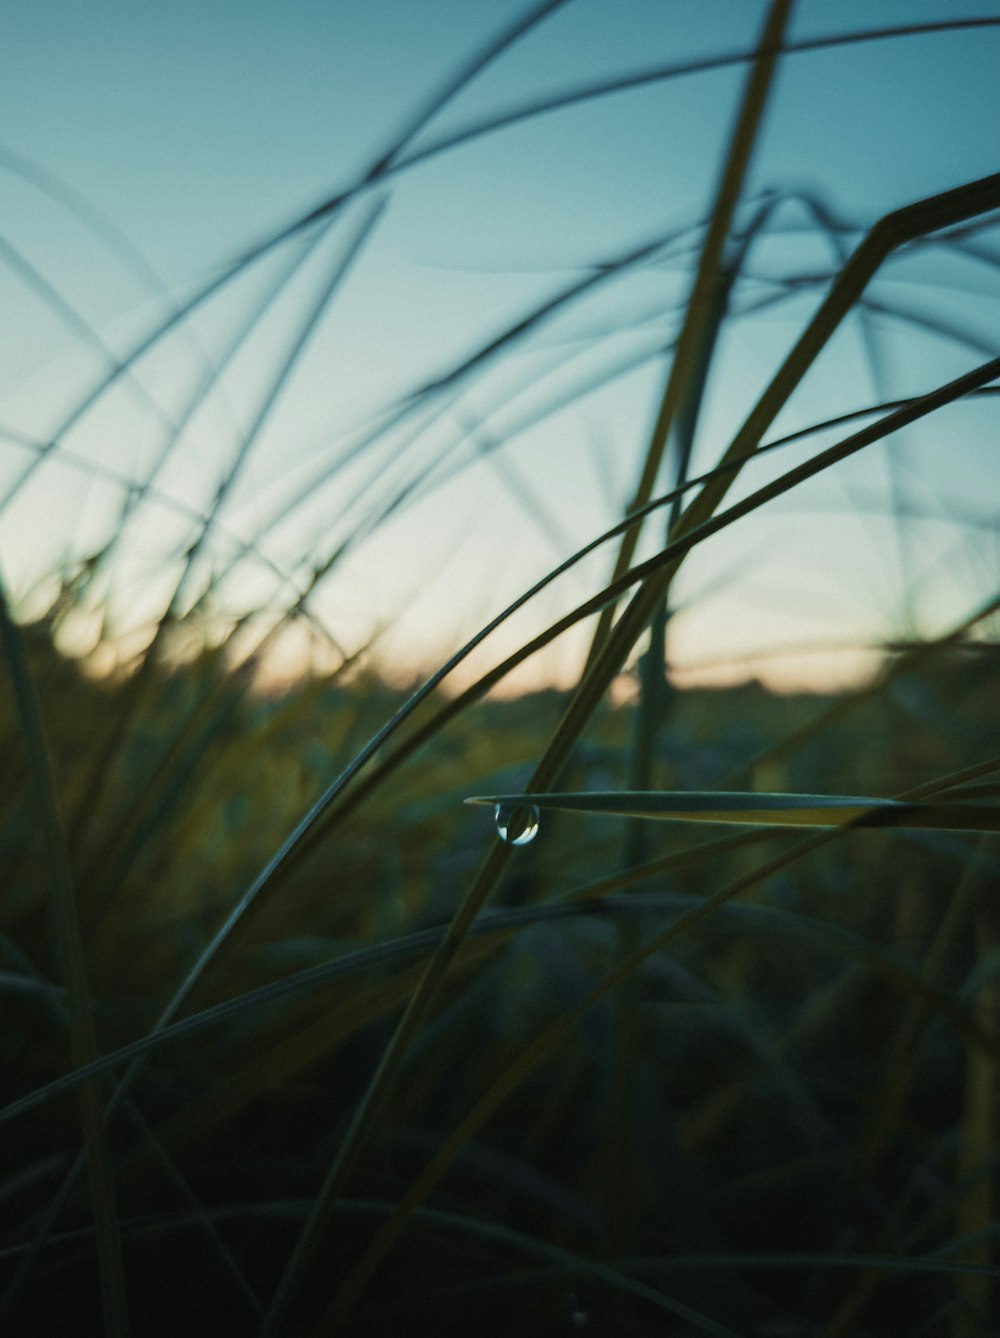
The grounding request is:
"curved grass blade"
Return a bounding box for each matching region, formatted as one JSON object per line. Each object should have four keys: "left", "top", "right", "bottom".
{"left": 406, "top": 343, "right": 1000, "bottom": 858}
{"left": 0, "top": 831, "right": 766, "bottom": 1125}
{"left": 64, "top": 219, "right": 347, "bottom": 866}
{"left": 0, "top": 422, "right": 339, "bottom": 624}
{"left": 607, "top": 185, "right": 781, "bottom": 1250}
{"left": 0, "top": 231, "right": 182, "bottom": 446}
{"left": 8, "top": 15, "right": 991, "bottom": 526}
{"left": 589, "top": 3, "right": 793, "bottom": 662}
{"left": 346, "top": 188, "right": 999, "bottom": 529}
{"left": 204, "top": 218, "right": 702, "bottom": 579}
{"left": 545, "top": 173, "right": 1000, "bottom": 830}
{"left": 123, "top": 360, "right": 998, "bottom": 871}
{"left": 6, "top": 351, "right": 988, "bottom": 927}
{"left": 389, "top": 20, "right": 1000, "bottom": 189}
{"left": 0, "top": 0, "right": 568, "bottom": 520}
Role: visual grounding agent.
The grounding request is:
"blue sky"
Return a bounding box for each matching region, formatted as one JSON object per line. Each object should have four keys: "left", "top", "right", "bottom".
{"left": 3, "top": 1, "right": 1000, "bottom": 692}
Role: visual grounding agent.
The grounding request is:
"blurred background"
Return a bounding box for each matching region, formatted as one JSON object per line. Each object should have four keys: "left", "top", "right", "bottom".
{"left": 3, "top": 0, "right": 1000, "bottom": 698}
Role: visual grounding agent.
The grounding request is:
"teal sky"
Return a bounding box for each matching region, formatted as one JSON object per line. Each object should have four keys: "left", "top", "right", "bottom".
{"left": 3, "top": 1, "right": 1000, "bottom": 692}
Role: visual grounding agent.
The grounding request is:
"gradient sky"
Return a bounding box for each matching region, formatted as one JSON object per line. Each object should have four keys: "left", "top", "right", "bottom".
{"left": 3, "top": 0, "right": 1000, "bottom": 693}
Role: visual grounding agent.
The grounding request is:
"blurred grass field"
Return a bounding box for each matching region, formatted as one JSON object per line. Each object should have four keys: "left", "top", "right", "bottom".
{"left": 3, "top": 3, "right": 1000, "bottom": 1335}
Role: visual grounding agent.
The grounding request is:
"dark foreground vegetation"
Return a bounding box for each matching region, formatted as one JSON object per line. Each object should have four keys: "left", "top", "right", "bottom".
{"left": 1, "top": 608, "right": 998, "bottom": 1336}
{"left": 3, "top": 3, "right": 1000, "bottom": 1334}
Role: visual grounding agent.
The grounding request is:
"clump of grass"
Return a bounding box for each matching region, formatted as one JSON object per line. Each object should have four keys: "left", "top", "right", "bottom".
{"left": 2, "top": 4, "right": 1000, "bottom": 1336}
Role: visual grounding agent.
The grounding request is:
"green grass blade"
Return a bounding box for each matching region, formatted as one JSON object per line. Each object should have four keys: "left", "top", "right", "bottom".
{"left": 589, "top": 0, "right": 794, "bottom": 660}
{"left": 470, "top": 790, "right": 1000, "bottom": 831}
{"left": 0, "top": 578, "right": 129, "bottom": 1336}
{"left": 605, "top": 58, "right": 786, "bottom": 1247}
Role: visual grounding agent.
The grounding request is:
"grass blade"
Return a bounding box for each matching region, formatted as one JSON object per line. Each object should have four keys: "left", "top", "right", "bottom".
{"left": 0, "top": 576, "right": 128, "bottom": 1335}
{"left": 470, "top": 790, "right": 1000, "bottom": 831}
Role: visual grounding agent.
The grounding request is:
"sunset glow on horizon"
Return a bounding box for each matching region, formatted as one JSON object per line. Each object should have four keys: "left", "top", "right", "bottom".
{"left": 4, "top": 1, "right": 1000, "bottom": 699}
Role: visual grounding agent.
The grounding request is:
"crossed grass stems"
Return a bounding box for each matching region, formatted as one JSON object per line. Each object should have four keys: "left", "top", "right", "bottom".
{"left": 2, "top": 2, "right": 1000, "bottom": 1333}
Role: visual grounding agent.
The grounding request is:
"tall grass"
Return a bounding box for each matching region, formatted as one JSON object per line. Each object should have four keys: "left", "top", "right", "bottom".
{"left": 2, "top": 3, "right": 1000, "bottom": 1335}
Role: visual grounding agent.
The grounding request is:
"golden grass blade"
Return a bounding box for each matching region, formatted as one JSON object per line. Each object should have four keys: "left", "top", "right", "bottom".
{"left": 589, "top": 0, "right": 794, "bottom": 660}
{"left": 603, "top": 165, "right": 778, "bottom": 1257}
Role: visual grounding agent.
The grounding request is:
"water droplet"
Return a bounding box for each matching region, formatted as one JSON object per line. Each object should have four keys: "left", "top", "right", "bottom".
{"left": 494, "top": 802, "right": 540, "bottom": 846}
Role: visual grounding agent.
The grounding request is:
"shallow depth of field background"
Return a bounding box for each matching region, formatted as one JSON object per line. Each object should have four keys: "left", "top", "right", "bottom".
{"left": 2, "top": 3, "right": 1000, "bottom": 1336}
{"left": 4, "top": 0, "right": 1000, "bottom": 693}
